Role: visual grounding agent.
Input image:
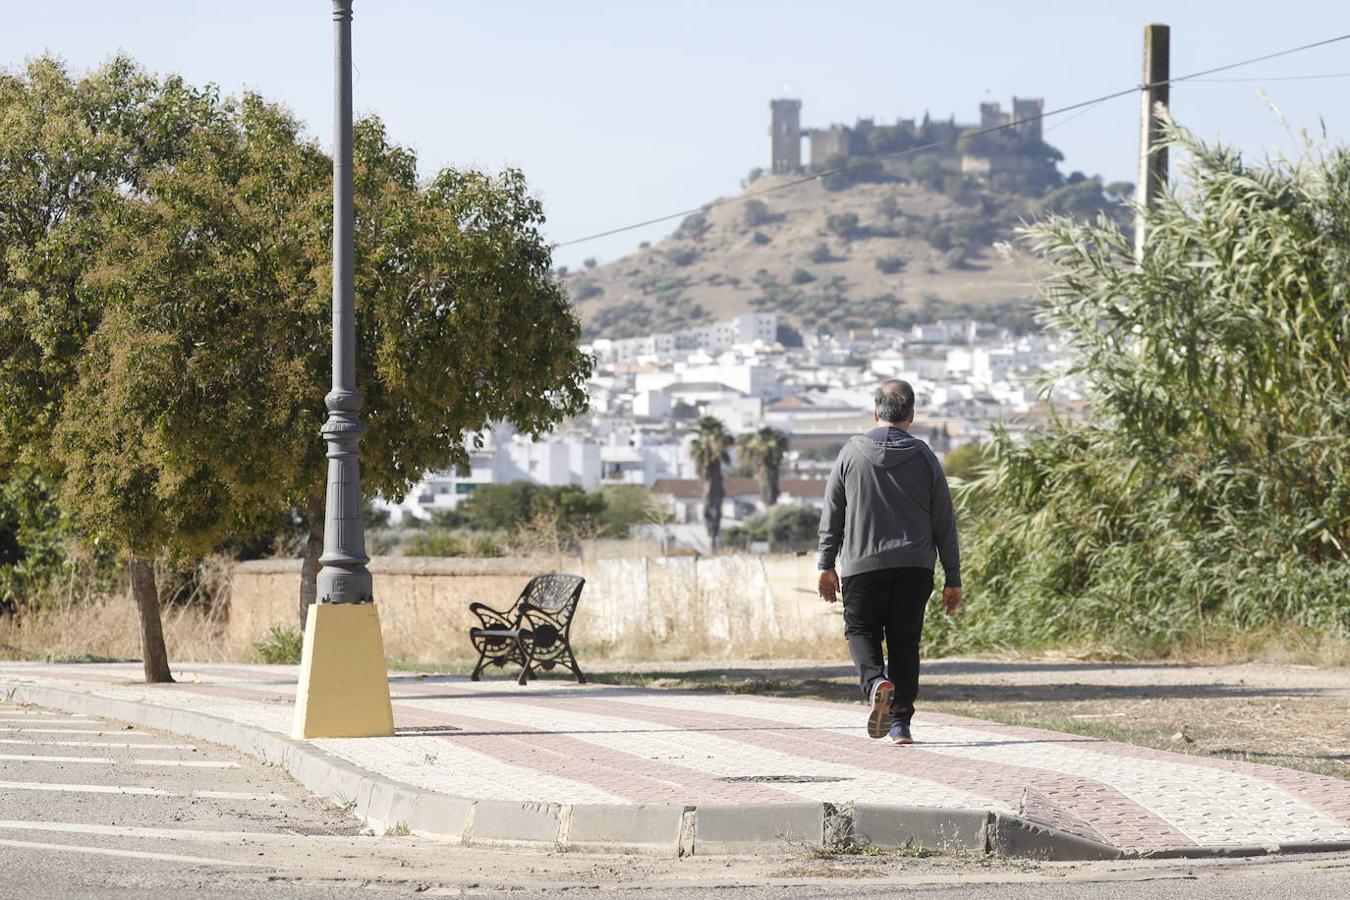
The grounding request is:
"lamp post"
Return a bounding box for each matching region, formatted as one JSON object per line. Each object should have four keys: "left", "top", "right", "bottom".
{"left": 317, "top": 0, "right": 371, "bottom": 606}
{"left": 292, "top": 0, "right": 394, "bottom": 740}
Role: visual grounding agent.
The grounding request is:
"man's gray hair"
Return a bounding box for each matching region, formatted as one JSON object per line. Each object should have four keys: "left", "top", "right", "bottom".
{"left": 874, "top": 379, "right": 915, "bottom": 424}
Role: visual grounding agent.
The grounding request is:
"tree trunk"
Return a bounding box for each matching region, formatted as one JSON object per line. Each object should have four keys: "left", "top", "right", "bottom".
{"left": 703, "top": 463, "right": 724, "bottom": 550}
{"left": 759, "top": 463, "right": 780, "bottom": 507}
{"left": 128, "top": 558, "right": 173, "bottom": 684}
{"left": 298, "top": 492, "right": 324, "bottom": 632}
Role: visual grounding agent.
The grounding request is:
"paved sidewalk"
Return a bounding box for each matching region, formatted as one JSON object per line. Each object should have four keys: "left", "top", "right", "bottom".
{"left": 3, "top": 662, "right": 1349, "bottom": 858}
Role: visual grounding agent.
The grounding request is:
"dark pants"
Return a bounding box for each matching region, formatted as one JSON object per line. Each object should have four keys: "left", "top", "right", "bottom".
{"left": 841, "top": 567, "right": 933, "bottom": 723}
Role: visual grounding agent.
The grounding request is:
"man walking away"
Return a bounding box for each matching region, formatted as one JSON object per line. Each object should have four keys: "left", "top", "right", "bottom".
{"left": 816, "top": 380, "right": 962, "bottom": 744}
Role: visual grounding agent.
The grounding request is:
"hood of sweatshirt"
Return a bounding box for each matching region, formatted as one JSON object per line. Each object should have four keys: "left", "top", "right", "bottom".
{"left": 850, "top": 430, "right": 924, "bottom": 469}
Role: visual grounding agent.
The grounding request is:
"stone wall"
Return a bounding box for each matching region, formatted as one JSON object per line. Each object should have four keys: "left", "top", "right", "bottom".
{"left": 228, "top": 554, "right": 842, "bottom": 663}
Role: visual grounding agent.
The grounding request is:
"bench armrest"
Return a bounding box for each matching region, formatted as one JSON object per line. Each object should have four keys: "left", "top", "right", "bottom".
{"left": 469, "top": 601, "right": 516, "bottom": 630}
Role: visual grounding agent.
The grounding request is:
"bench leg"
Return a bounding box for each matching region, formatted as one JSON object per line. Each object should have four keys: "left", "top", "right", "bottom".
{"left": 562, "top": 643, "right": 586, "bottom": 684}
{"left": 470, "top": 650, "right": 488, "bottom": 682}
{"left": 516, "top": 636, "right": 533, "bottom": 686}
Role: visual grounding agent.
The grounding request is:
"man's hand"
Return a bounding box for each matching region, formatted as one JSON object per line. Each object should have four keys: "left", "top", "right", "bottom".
{"left": 818, "top": 569, "right": 840, "bottom": 603}
{"left": 942, "top": 586, "right": 963, "bottom": 615}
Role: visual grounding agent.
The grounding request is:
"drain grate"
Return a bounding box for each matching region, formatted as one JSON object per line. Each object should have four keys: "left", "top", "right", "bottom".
{"left": 720, "top": 774, "right": 852, "bottom": 784}
{"left": 395, "top": 725, "right": 462, "bottom": 735}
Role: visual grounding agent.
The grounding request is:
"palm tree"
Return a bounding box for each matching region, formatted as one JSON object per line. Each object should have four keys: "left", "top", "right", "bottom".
{"left": 738, "top": 426, "right": 789, "bottom": 508}
{"left": 688, "top": 416, "right": 734, "bottom": 548}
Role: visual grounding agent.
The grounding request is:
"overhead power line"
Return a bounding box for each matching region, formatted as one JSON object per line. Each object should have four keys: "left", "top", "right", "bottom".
{"left": 556, "top": 32, "right": 1350, "bottom": 249}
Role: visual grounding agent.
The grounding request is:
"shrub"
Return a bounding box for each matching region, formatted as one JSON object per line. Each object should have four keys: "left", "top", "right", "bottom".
{"left": 751, "top": 231, "right": 771, "bottom": 245}
{"left": 571, "top": 280, "right": 603, "bottom": 301}
{"left": 405, "top": 529, "right": 465, "bottom": 556}
{"left": 826, "top": 212, "right": 860, "bottom": 239}
{"left": 808, "top": 242, "right": 835, "bottom": 264}
{"left": 583, "top": 257, "right": 597, "bottom": 269}
{"left": 930, "top": 123, "right": 1350, "bottom": 658}
{"left": 674, "top": 212, "right": 710, "bottom": 241}
{"left": 790, "top": 267, "right": 815, "bottom": 285}
{"left": 253, "top": 625, "right": 303, "bottom": 665}
{"left": 743, "top": 199, "right": 772, "bottom": 227}
{"left": 666, "top": 247, "right": 698, "bottom": 267}
{"left": 875, "top": 255, "right": 906, "bottom": 274}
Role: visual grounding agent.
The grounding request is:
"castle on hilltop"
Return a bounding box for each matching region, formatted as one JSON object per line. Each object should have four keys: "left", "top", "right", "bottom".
{"left": 769, "top": 96, "right": 1051, "bottom": 186}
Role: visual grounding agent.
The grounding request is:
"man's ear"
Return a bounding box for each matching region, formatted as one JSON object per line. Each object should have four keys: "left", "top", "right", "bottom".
{"left": 873, "top": 411, "right": 881, "bottom": 424}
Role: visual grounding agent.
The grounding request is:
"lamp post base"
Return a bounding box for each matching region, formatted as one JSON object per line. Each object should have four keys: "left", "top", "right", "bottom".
{"left": 292, "top": 602, "right": 394, "bottom": 739}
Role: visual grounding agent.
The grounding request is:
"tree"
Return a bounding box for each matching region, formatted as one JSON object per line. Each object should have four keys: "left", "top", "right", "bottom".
{"left": 727, "top": 503, "right": 820, "bottom": 553}
{"left": 1, "top": 58, "right": 593, "bottom": 678}
{"left": 688, "top": 417, "right": 734, "bottom": 548}
{"left": 0, "top": 58, "right": 232, "bottom": 682}
{"left": 738, "top": 427, "right": 789, "bottom": 507}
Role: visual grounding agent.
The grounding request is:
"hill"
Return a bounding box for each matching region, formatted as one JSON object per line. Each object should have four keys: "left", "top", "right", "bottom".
{"left": 564, "top": 154, "right": 1129, "bottom": 340}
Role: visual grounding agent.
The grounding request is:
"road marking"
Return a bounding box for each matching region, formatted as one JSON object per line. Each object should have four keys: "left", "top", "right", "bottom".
{"left": 0, "top": 781, "right": 289, "bottom": 801}
{"left": 0, "top": 753, "right": 116, "bottom": 764}
{"left": 0, "top": 739, "right": 196, "bottom": 750}
{"left": 2, "top": 729, "right": 154, "bottom": 736}
{"left": 0, "top": 837, "right": 265, "bottom": 868}
{"left": 193, "top": 790, "right": 292, "bottom": 802}
{"left": 0, "top": 820, "right": 348, "bottom": 845}
{"left": 132, "top": 759, "right": 239, "bottom": 769}
{"left": 0, "top": 781, "right": 172, "bottom": 796}
{"left": 0, "top": 718, "right": 94, "bottom": 725}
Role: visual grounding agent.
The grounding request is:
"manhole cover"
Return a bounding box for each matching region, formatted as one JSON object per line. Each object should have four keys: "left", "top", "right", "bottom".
{"left": 720, "top": 775, "right": 852, "bottom": 784}
{"left": 395, "top": 725, "right": 462, "bottom": 735}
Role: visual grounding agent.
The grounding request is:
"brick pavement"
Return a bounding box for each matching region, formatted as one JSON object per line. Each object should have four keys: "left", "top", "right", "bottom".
{"left": 3, "top": 661, "right": 1349, "bottom": 852}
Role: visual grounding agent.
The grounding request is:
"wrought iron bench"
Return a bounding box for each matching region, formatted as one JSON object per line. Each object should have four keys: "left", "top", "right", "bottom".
{"left": 468, "top": 573, "right": 587, "bottom": 686}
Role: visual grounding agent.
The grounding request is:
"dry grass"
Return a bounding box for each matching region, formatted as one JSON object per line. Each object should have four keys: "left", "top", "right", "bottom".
{"left": 0, "top": 557, "right": 233, "bottom": 664}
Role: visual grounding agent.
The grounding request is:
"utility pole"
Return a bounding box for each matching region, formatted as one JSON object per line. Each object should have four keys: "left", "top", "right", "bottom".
{"left": 1135, "top": 23, "right": 1170, "bottom": 261}
{"left": 293, "top": 0, "right": 394, "bottom": 740}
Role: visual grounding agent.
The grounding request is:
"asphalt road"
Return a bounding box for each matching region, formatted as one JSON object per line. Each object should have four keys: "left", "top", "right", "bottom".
{"left": 2, "top": 702, "right": 1349, "bottom": 899}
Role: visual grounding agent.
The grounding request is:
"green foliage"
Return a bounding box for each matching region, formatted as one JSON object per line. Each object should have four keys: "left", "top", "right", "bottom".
{"left": 875, "top": 255, "right": 906, "bottom": 274}
{"left": 0, "top": 475, "right": 98, "bottom": 609}
{"left": 455, "top": 482, "right": 653, "bottom": 542}
{"left": 826, "top": 212, "right": 860, "bottom": 239}
{"left": 940, "top": 443, "right": 988, "bottom": 481}
{"left": 743, "top": 199, "right": 773, "bottom": 227}
{"left": 807, "top": 242, "right": 835, "bottom": 264}
{"left": 1036, "top": 176, "right": 1113, "bottom": 219}
{"left": 737, "top": 426, "right": 789, "bottom": 505}
{"left": 796, "top": 442, "right": 844, "bottom": 462}
{"left": 726, "top": 504, "right": 821, "bottom": 553}
{"left": 1, "top": 56, "right": 592, "bottom": 571}
{"left": 666, "top": 247, "right": 699, "bottom": 267}
{"left": 597, "top": 485, "right": 658, "bottom": 537}
{"left": 583, "top": 257, "right": 597, "bottom": 269}
{"left": 571, "top": 279, "right": 603, "bottom": 301}
{"left": 253, "top": 625, "right": 303, "bottom": 665}
{"left": 402, "top": 528, "right": 505, "bottom": 557}
{"left": 819, "top": 154, "right": 887, "bottom": 192}
{"left": 933, "top": 125, "right": 1350, "bottom": 657}
{"left": 674, "top": 212, "right": 710, "bottom": 241}
{"left": 790, "top": 267, "right": 815, "bottom": 285}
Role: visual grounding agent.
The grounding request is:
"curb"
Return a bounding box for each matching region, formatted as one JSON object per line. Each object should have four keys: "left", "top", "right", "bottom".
{"left": 6, "top": 679, "right": 1342, "bottom": 861}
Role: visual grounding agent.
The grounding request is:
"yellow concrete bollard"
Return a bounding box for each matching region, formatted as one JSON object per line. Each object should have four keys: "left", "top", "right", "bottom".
{"left": 292, "top": 602, "right": 395, "bottom": 739}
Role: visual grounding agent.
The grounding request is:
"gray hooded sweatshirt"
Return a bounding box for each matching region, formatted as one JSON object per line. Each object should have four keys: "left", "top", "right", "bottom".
{"left": 816, "top": 429, "right": 961, "bottom": 586}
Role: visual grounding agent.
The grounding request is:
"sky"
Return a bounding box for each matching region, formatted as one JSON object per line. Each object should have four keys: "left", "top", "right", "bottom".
{"left": 4, "top": 2, "right": 1350, "bottom": 269}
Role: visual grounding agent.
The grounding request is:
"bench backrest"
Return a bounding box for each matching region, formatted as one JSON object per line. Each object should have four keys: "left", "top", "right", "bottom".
{"left": 518, "top": 573, "right": 585, "bottom": 624}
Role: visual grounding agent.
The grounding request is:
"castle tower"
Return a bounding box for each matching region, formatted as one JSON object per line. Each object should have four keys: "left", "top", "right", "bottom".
{"left": 769, "top": 98, "right": 802, "bottom": 174}
{"left": 979, "top": 101, "right": 1009, "bottom": 129}
{"left": 1012, "top": 97, "right": 1044, "bottom": 142}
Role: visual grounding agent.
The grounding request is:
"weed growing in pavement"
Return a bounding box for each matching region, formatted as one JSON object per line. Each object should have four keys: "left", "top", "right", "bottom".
{"left": 253, "top": 625, "right": 303, "bottom": 665}
{"left": 385, "top": 822, "right": 411, "bottom": 837}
